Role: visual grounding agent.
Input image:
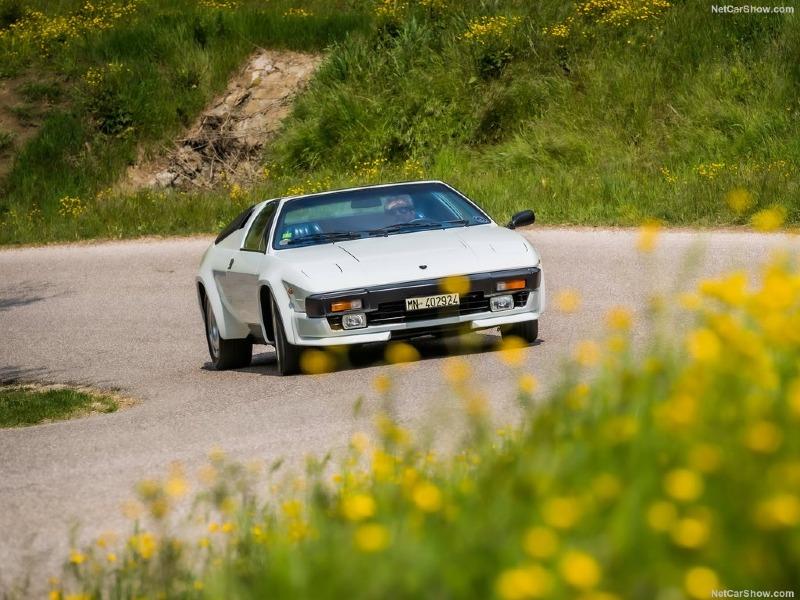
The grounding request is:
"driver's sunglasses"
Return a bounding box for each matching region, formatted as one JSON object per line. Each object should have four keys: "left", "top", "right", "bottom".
{"left": 389, "top": 206, "right": 414, "bottom": 215}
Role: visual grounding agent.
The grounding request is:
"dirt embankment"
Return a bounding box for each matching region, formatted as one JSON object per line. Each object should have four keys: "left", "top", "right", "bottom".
{"left": 124, "top": 49, "right": 323, "bottom": 191}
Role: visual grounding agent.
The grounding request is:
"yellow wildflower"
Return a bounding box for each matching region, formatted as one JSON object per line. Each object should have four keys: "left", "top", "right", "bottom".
{"left": 518, "top": 374, "right": 538, "bottom": 394}
{"left": 440, "top": 275, "right": 470, "bottom": 295}
{"left": 495, "top": 564, "right": 553, "bottom": 599}
{"left": 350, "top": 431, "right": 370, "bottom": 454}
{"left": 523, "top": 527, "right": 558, "bottom": 559}
{"left": 684, "top": 566, "right": 719, "bottom": 599}
{"left": 373, "top": 374, "right": 392, "bottom": 394}
{"left": 384, "top": 342, "right": 420, "bottom": 364}
{"left": 300, "top": 349, "right": 336, "bottom": 374}
{"left": 663, "top": 469, "right": 704, "bottom": 502}
{"left": 686, "top": 328, "right": 720, "bottom": 362}
{"left": 412, "top": 481, "right": 443, "bottom": 513}
{"left": 605, "top": 306, "right": 633, "bottom": 330}
{"left": 68, "top": 549, "right": 85, "bottom": 565}
{"left": 342, "top": 494, "right": 376, "bottom": 521}
{"left": 165, "top": 467, "right": 188, "bottom": 498}
{"left": 560, "top": 551, "right": 601, "bottom": 590}
{"left": 636, "top": 220, "right": 661, "bottom": 253}
{"left": 542, "top": 497, "right": 582, "bottom": 529}
{"left": 574, "top": 340, "right": 601, "bottom": 367}
{"left": 443, "top": 357, "right": 472, "bottom": 384}
{"left": 500, "top": 336, "right": 527, "bottom": 367}
{"left": 751, "top": 206, "right": 786, "bottom": 232}
{"left": 726, "top": 188, "right": 754, "bottom": 214}
{"left": 743, "top": 421, "right": 782, "bottom": 453}
{"left": 754, "top": 493, "right": 800, "bottom": 529}
{"left": 699, "top": 271, "right": 748, "bottom": 306}
{"left": 670, "top": 517, "right": 710, "bottom": 549}
{"left": 129, "top": 532, "right": 157, "bottom": 560}
{"left": 354, "top": 523, "right": 389, "bottom": 552}
{"left": 646, "top": 501, "right": 678, "bottom": 532}
{"left": 555, "top": 289, "right": 581, "bottom": 313}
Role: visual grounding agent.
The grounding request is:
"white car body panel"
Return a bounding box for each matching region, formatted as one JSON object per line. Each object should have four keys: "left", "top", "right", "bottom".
{"left": 196, "top": 181, "right": 544, "bottom": 348}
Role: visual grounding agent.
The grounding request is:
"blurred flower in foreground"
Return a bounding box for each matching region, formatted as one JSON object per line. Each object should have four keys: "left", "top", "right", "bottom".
{"left": 685, "top": 566, "right": 719, "bottom": 599}
{"left": 354, "top": 523, "right": 389, "bottom": 552}
{"left": 555, "top": 289, "right": 581, "bottom": 313}
{"left": 605, "top": 306, "right": 633, "bottom": 331}
{"left": 559, "top": 550, "right": 601, "bottom": 589}
{"left": 726, "top": 188, "right": 754, "bottom": 214}
{"left": 636, "top": 219, "right": 661, "bottom": 253}
{"left": 751, "top": 207, "right": 786, "bottom": 232}
{"left": 385, "top": 342, "right": 420, "bottom": 365}
{"left": 496, "top": 564, "right": 553, "bottom": 599}
{"left": 300, "top": 349, "right": 336, "bottom": 374}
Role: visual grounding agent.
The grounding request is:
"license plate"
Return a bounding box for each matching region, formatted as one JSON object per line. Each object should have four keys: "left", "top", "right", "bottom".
{"left": 405, "top": 293, "right": 460, "bottom": 311}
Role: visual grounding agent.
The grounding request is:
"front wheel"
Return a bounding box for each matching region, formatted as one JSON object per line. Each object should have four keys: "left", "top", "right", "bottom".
{"left": 204, "top": 297, "right": 252, "bottom": 370}
{"left": 500, "top": 319, "right": 539, "bottom": 344}
{"left": 271, "top": 298, "right": 302, "bottom": 375}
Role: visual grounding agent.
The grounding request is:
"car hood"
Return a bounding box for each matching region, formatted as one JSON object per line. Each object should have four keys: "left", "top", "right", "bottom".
{"left": 276, "top": 224, "right": 538, "bottom": 293}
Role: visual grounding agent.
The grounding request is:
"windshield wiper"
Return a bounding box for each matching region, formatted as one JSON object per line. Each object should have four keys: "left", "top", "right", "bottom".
{"left": 285, "top": 231, "right": 365, "bottom": 246}
{"left": 368, "top": 219, "right": 469, "bottom": 237}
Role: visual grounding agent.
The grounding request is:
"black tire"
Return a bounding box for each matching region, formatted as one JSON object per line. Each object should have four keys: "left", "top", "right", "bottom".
{"left": 271, "top": 297, "right": 302, "bottom": 375}
{"left": 500, "top": 319, "right": 539, "bottom": 344}
{"left": 204, "top": 297, "right": 252, "bottom": 370}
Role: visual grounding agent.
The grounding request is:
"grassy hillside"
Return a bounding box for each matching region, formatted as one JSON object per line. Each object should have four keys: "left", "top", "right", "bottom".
{"left": 0, "top": 0, "right": 798, "bottom": 244}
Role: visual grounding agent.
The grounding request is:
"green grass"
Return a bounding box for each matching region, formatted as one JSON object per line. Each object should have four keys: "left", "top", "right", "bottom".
{"left": 0, "top": 128, "right": 13, "bottom": 152}
{"left": 0, "top": 385, "right": 118, "bottom": 427}
{"left": 0, "top": 0, "right": 798, "bottom": 245}
{"left": 52, "top": 256, "right": 800, "bottom": 598}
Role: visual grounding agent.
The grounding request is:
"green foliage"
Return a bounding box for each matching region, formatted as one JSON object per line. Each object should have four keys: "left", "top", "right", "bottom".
{"left": 53, "top": 257, "right": 800, "bottom": 598}
{"left": 0, "top": 385, "right": 117, "bottom": 427}
{"left": 0, "top": 0, "right": 798, "bottom": 244}
{"left": 0, "top": 128, "right": 13, "bottom": 152}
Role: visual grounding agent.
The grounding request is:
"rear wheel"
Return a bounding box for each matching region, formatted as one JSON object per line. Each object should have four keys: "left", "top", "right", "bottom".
{"left": 204, "top": 297, "right": 252, "bottom": 370}
{"left": 501, "top": 319, "right": 539, "bottom": 344}
{"left": 271, "top": 297, "right": 302, "bottom": 375}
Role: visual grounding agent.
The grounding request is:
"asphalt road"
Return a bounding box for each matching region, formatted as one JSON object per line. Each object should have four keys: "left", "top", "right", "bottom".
{"left": 1, "top": 228, "right": 798, "bottom": 589}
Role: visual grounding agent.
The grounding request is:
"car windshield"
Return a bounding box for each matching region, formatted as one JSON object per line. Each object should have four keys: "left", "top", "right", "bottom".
{"left": 272, "top": 182, "right": 491, "bottom": 249}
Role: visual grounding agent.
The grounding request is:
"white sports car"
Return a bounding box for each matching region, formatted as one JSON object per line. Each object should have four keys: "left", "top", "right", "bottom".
{"left": 197, "top": 180, "right": 544, "bottom": 375}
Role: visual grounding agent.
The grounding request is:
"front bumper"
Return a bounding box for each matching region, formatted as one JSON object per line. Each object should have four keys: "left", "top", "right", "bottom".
{"left": 288, "top": 267, "right": 543, "bottom": 346}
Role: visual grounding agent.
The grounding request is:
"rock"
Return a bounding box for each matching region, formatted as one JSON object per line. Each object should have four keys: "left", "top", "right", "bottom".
{"left": 175, "top": 147, "right": 203, "bottom": 173}
{"left": 154, "top": 170, "right": 177, "bottom": 188}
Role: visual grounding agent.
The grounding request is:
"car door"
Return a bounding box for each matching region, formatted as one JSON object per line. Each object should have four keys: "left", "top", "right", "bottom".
{"left": 223, "top": 200, "right": 278, "bottom": 325}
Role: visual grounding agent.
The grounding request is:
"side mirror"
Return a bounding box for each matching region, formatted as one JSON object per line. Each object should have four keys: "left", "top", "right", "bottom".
{"left": 507, "top": 209, "right": 535, "bottom": 229}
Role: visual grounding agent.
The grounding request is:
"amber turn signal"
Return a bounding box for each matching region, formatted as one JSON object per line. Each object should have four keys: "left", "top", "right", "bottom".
{"left": 330, "top": 299, "right": 363, "bottom": 312}
{"left": 497, "top": 279, "right": 526, "bottom": 291}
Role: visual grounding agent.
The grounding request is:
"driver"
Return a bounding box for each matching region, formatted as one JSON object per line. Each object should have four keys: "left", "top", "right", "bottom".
{"left": 384, "top": 194, "right": 416, "bottom": 224}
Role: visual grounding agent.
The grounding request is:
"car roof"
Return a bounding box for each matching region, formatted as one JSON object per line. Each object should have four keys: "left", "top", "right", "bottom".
{"left": 255, "top": 180, "right": 453, "bottom": 211}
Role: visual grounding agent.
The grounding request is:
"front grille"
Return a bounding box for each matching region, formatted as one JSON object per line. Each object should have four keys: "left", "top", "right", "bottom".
{"left": 368, "top": 291, "right": 489, "bottom": 325}
{"left": 326, "top": 290, "right": 531, "bottom": 330}
{"left": 328, "top": 290, "right": 530, "bottom": 331}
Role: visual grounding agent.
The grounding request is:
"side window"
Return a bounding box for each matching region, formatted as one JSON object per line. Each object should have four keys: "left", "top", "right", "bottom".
{"left": 242, "top": 201, "right": 278, "bottom": 252}
{"left": 215, "top": 205, "right": 254, "bottom": 245}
